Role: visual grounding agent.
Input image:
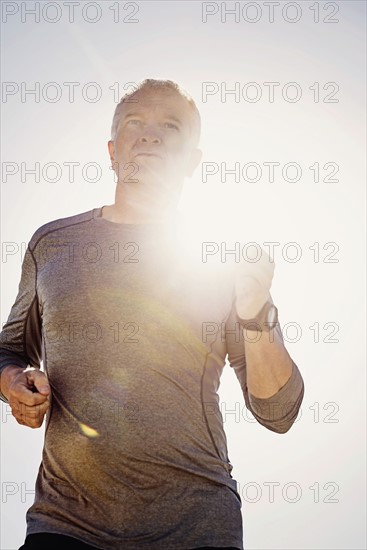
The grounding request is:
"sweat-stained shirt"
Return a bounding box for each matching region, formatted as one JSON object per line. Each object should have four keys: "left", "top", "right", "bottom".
{"left": 0, "top": 207, "right": 304, "bottom": 550}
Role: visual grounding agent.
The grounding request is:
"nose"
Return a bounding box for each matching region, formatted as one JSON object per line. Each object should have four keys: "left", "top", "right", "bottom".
{"left": 138, "top": 125, "right": 161, "bottom": 144}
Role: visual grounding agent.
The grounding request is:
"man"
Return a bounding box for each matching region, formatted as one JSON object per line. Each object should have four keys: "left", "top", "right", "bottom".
{"left": 0, "top": 79, "right": 304, "bottom": 550}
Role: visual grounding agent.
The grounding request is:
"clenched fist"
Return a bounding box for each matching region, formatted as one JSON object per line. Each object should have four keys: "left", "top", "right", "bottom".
{"left": 235, "top": 249, "right": 275, "bottom": 320}
{"left": 1, "top": 366, "right": 51, "bottom": 428}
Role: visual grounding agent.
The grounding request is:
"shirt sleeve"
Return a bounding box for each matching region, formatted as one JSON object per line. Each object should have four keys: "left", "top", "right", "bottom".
{"left": 225, "top": 300, "right": 304, "bottom": 434}
{"left": 0, "top": 245, "right": 43, "bottom": 403}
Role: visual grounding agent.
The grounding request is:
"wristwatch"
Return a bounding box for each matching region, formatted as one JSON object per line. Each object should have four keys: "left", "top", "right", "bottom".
{"left": 237, "top": 300, "right": 278, "bottom": 332}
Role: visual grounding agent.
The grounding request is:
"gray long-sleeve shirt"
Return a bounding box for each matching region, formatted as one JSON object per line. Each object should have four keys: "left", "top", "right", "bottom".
{"left": 0, "top": 207, "right": 304, "bottom": 549}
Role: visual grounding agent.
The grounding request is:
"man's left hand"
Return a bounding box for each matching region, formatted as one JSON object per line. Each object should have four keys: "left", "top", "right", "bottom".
{"left": 235, "top": 249, "right": 275, "bottom": 320}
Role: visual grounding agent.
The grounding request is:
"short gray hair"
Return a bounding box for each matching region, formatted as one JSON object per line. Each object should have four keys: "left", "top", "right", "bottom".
{"left": 110, "top": 79, "right": 201, "bottom": 146}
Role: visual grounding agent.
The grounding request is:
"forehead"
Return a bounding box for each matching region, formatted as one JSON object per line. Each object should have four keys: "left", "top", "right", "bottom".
{"left": 120, "top": 87, "right": 193, "bottom": 121}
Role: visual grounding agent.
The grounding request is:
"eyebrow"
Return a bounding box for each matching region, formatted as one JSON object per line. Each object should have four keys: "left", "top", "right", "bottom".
{"left": 164, "top": 115, "right": 182, "bottom": 126}
{"left": 123, "top": 112, "right": 183, "bottom": 125}
{"left": 123, "top": 112, "right": 140, "bottom": 119}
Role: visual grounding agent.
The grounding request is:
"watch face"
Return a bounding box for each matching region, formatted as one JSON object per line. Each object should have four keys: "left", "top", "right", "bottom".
{"left": 267, "top": 305, "right": 278, "bottom": 326}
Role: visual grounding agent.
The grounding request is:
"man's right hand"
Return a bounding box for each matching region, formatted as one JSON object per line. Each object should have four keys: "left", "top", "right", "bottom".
{"left": 1, "top": 366, "right": 51, "bottom": 428}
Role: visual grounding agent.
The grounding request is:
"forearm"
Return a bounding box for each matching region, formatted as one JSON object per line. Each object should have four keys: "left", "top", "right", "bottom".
{"left": 242, "top": 327, "right": 304, "bottom": 433}
{"left": 244, "top": 328, "right": 293, "bottom": 399}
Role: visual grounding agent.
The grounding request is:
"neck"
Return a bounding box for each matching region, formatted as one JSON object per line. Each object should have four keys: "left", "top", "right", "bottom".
{"left": 103, "top": 181, "right": 181, "bottom": 225}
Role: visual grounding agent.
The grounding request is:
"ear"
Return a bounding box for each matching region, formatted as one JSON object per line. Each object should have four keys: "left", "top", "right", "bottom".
{"left": 185, "top": 148, "right": 202, "bottom": 178}
{"left": 108, "top": 140, "right": 115, "bottom": 163}
{"left": 108, "top": 140, "right": 119, "bottom": 177}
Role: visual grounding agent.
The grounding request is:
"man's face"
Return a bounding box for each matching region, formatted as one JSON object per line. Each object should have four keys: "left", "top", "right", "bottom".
{"left": 108, "top": 87, "right": 201, "bottom": 194}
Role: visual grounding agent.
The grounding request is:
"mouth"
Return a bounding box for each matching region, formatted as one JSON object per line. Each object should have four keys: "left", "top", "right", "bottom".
{"left": 134, "top": 152, "right": 163, "bottom": 159}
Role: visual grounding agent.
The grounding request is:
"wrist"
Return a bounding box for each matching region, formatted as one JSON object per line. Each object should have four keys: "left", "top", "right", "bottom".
{"left": 237, "top": 301, "right": 278, "bottom": 332}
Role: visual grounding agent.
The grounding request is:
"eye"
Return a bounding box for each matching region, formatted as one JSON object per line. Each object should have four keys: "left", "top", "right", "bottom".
{"left": 163, "top": 122, "right": 179, "bottom": 131}
{"left": 126, "top": 119, "right": 141, "bottom": 126}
